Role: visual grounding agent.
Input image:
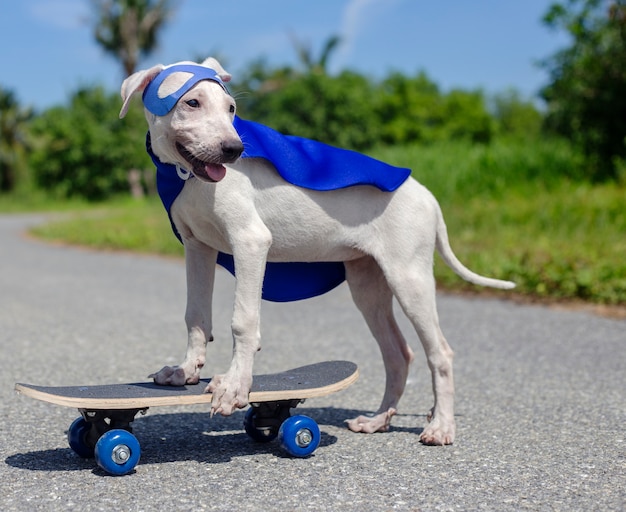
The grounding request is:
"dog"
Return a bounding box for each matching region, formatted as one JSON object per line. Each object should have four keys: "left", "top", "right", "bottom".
{"left": 119, "top": 57, "right": 515, "bottom": 445}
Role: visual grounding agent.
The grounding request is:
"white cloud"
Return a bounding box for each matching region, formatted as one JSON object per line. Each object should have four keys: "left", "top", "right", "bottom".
{"left": 333, "top": 0, "right": 402, "bottom": 71}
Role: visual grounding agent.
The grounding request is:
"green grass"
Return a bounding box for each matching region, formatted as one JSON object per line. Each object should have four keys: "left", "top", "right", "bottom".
{"left": 0, "top": 189, "right": 91, "bottom": 212}
{"left": 24, "top": 138, "right": 626, "bottom": 306}
{"left": 30, "top": 198, "right": 183, "bottom": 257}
{"left": 372, "top": 139, "right": 626, "bottom": 304}
{"left": 435, "top": 181, "right": 626, "bottom": 304}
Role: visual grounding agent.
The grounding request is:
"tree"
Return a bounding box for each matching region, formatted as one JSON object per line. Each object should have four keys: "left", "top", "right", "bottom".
{"left": 239, "top": 71, "right": 381, "bottom": 150}
{"left": 234, "top": 35, "right": 383, "bottom": 149}
{"left": 92, "top": 0, "right": 175, "bottom": 76}
{"left": 235, "top": 35, "right": 342, "bottom": 104}
{"left": 0, "top": 88, "right": 33, "bottom": 192}
{"left": 28, "top": 86, "right": 151, "bottom": 200}
{"left": 541, "top": 0, "right": 626, "bottom": 180}
{"left": 440, "top": 89, "right": 495, "bottom": 144}
{"left": 376, "top": 71, "right": 443, "bottom": 145}
{"left": 376, "top": 72, "right": 495, "bottom": 145}
{"left": 290, "top": 34, "right": 342, "bottom": 74}
{"left": 491, "top": 89, "right": 543, "bottom": 139}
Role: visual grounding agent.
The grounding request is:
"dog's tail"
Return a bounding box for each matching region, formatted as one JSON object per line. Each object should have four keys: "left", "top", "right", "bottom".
{"left": 435, "top": 204, "right": 516, "bottom": 290}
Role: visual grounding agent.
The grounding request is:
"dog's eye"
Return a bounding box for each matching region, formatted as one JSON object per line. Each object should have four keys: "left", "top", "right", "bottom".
{"left": 185, "top": 99, "right": 200, "bottom": 108}
{"left": 229, "top": 104, "right": 235, "bottom": 114}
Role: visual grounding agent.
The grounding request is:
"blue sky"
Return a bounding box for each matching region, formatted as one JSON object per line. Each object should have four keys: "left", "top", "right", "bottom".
{"left": 0, "top": 1, "right": 570, "bottom": 111}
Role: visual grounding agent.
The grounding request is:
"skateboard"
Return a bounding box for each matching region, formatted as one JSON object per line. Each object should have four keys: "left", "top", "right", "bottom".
{"left": 15, "top": 360, "right": 358, "bottom": 475}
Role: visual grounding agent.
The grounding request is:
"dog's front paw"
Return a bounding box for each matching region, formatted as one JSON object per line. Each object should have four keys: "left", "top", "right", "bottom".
{"left": 346, "top": 408, "right": 396, "bottom": 433}
{"left": 420, "top": 414, "right": 455, "bottom": 445}
{"left": 149, "top": 364, "right": 201, "bottom": 386}
{"left": 206, "top": 373, "right": 251, "bottom": 415}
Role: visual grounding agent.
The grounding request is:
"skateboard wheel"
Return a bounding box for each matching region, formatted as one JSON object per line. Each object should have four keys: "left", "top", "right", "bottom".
{"left": 67, "top": 417, "right": 95, "bottom": 458}
{"left": 278, "top": 415, "right": 320, "bottom": 457}
{"left": 94, "top": 429, "right": 140, "bottom": 476}
{"left": 244, "top": 408, "right": 279, "bottom": 443}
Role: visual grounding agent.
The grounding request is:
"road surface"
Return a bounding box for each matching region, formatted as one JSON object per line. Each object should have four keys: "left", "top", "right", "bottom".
{"left": 1, "top": 214, "right": 624, "bottom": 511}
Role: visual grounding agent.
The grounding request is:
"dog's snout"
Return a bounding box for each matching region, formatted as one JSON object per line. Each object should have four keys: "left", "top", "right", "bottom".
{"left": 221, "top": 140, "right": 244, "bottom": 162}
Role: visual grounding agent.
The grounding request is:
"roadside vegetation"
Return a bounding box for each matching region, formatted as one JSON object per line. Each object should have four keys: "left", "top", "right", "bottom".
{"left": 2, "top": 0, "right": 626, "bottom": 307}
{"left": 29, "top": 138, "right": 626, "bottom": 306}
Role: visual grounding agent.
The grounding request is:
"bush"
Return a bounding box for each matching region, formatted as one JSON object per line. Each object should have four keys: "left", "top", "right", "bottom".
{"left": 237, "top": 71, "right": 381, "bottom": 150}
{"left": 369, "top": 136, "right": 585, "bottom": 200}
{"left": 28, "top": 86, "right": 151, "bottom": 201}
{"left": 236, "top": 69, "right": 497, "bottom": 149}
{"left": 491, "top": 89, "right": 543, "bottom": 139}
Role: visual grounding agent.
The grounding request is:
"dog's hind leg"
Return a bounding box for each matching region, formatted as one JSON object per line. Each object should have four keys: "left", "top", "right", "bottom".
{"left": 150, "top": 240, "right": 217, "bottom": 386}
{"left": 385, "top": 264, "right": 456, "bottom": 445}
{"left": 344, "top": 256, "right": 414, "bottom": 434}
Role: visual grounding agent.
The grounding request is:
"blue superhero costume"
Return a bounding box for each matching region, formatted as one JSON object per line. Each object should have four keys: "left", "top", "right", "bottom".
{"left": 144, "top": 64, "right": 411, "bottom": 302}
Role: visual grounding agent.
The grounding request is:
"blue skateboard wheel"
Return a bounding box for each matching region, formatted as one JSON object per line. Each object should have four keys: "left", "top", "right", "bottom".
{"left": 94, "top": 429, "right": 140, "bottom": 475}
{"left": 67, "top": 417, "right": 95, "bottom": 459}
{"left": 278, "top": 415, "right": 320, "bottom": 457}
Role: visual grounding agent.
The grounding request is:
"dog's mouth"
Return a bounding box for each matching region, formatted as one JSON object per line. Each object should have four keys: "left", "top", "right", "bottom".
{"left": 176, "top": 142, "right": 227, "bottom": 183}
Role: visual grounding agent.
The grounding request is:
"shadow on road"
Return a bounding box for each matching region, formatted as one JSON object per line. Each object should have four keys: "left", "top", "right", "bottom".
{"left": 5, "top": 406, "right": 423, "bottom": 473}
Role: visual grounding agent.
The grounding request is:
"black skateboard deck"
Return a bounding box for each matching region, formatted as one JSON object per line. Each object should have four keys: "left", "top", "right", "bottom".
{"left": 15, "top": 360, "right": 358, "bottom": 408}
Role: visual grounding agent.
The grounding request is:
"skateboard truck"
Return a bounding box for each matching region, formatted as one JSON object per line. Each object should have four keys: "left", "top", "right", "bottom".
{"left": 78, "top": 408, "right": 147, "bottom": 448}
{"left": 244, "top": 399, "right": 302, "bottom": 442}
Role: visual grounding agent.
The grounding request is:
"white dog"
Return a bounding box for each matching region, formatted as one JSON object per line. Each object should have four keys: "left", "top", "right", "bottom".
{"left": 119, "top": 57, "right": 515, "bottom": 445}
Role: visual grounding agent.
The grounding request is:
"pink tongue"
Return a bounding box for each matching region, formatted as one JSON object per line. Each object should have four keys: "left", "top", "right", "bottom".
{"left": 205, "top": 163, "right": 226, "bottom": 182}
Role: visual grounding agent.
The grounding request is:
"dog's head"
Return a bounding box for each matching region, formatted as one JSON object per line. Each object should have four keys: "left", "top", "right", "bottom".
{"left": 119, "top": 57, "right": 243, "bottom": 183}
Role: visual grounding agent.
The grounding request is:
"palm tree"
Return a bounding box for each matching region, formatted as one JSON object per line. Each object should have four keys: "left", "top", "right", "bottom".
{"left": 92, "top": 0, "right": 175, "bottom": 76}
{"left": 290, "top": 34, "right": 342, "bottom": 75}
{"left": 0, "top": 88, "right": 33, "bottom": 192}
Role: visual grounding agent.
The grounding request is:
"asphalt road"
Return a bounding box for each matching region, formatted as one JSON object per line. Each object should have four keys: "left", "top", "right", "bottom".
{"left": 1, "top": 213, "right": 624, "bottom": 511}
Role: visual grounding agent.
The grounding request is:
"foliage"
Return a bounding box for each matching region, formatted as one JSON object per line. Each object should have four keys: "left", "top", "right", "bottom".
{"left": 31, "top": 198, "right": 182, "bottom": 256}
{"left": 490, "top": 89, "right": 543, "bottom": 139}
{"left": 290, "top": 33, "right": 342, "bottom": 75}
{"left": 439, "top": 89, "right": 495, "bottom": 143}
{"left": 233, "top": 35, "right": 526, "bottom": 147}
{"left": 30, "top": 139, "right": 626, "bottom": 305}
{"left": 92, "top": 0, "right": 175, "bottom": 75}
{"left": 3, "top": 61, "right": 555, "bottom": 201}
{"left": 374, "top": 71, "right": 441, "bottom": 145}
{"left": 379, "top": 73, "right": 493, "bottom": 144}
{"left": 2, "top": 21, "right": 545, "bottom": 202}
{"left": 0, "top": 87, "right": 33, "bottom": 192}
{"left": 541, "top": 0, "right": 626, "bottom": 180}
{"left": 235, "top": 68, "right": 499, "bottom": 150}
{"left": 28, "top": 86, "right": 151, "bottom": 201}
{"left": 434, "top": 180, "right": 626, "bottom": 305}
{"left": 237, "top": 70, "right": 382, "bottom": 150}
{"left": 391, "top": 140, "right": 619, "bottom": 305}
{"left": 371, "top": 135, "right": 585, "bottom": 200}
{"left": 7, "top": 13, "right": 622, "bottom": 306}
{"left": 370, "top": 141, "right": 624, "bottom": 304}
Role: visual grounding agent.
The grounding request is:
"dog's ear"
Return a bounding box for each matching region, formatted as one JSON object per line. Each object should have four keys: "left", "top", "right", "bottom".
{"left": 119, "top": 64, "right": 165, "bottom": 118}
{"left": 200, "top": 57, "right": 232, "bottom": 83}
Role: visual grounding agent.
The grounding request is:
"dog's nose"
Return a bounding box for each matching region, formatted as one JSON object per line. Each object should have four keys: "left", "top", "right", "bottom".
{"left": 221, "top": 140, "right": 244, "bottom": 162}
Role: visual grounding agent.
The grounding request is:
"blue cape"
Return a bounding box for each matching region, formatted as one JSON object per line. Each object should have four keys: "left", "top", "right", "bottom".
{"left": 148, "top": 117, "right": 411, "bottom": 302}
